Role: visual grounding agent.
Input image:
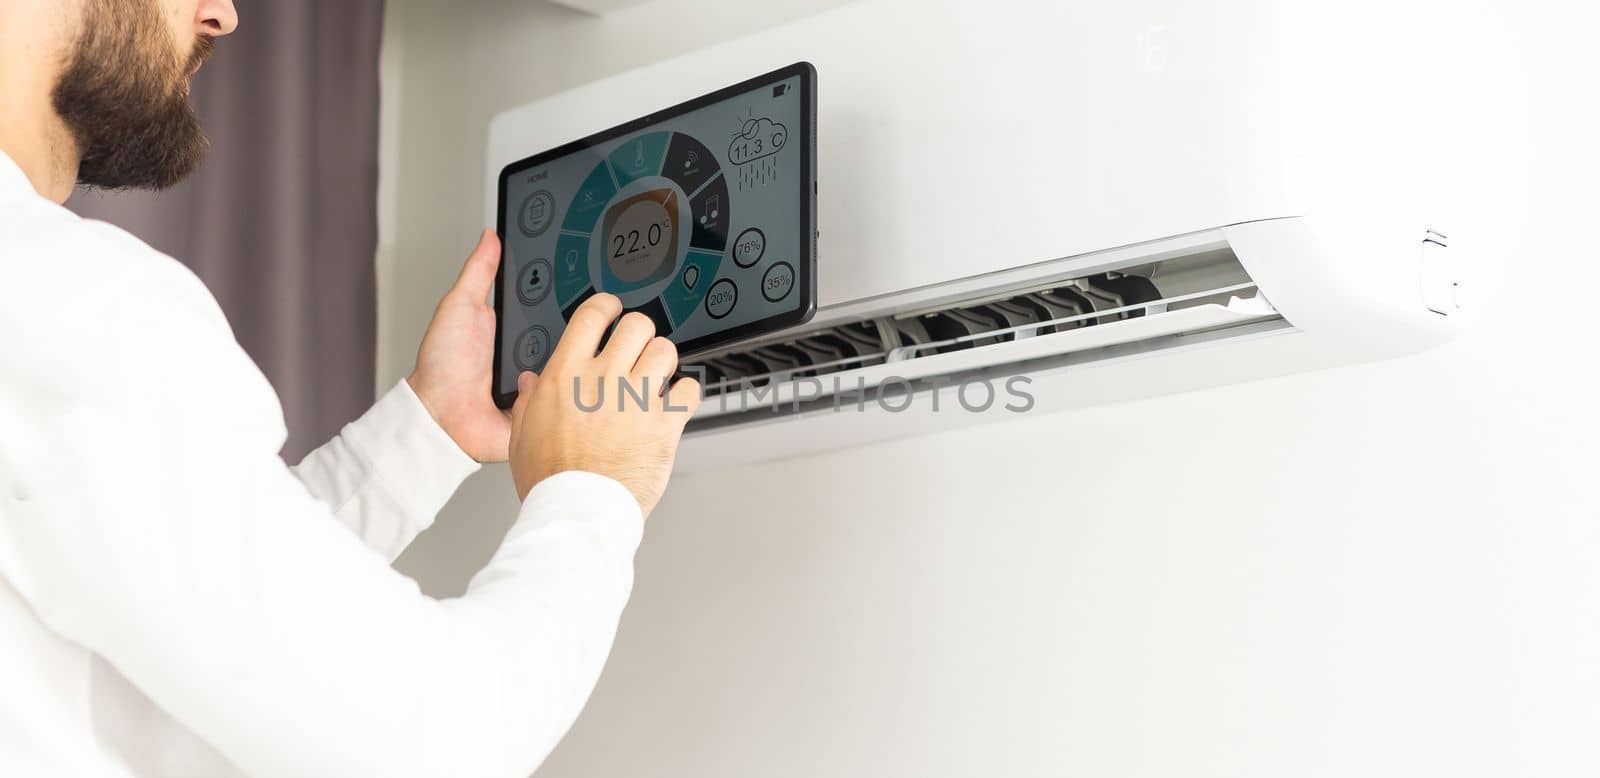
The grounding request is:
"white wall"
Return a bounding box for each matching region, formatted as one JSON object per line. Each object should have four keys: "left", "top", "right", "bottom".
{"left": 379, "top": 2, "right": 1600, "bottom": 775}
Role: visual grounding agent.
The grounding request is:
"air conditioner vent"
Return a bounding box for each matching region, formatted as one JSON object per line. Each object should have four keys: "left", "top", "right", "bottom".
{"left": 694, "top": 320, "right": 892, "bottom": 388}
{"left": 683, "top": 241, "right": 1279, "bottom": 411}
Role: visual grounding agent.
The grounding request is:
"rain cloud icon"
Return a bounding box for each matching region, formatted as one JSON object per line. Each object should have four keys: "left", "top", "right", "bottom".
{"left": 728, "top": 117, "right": 788, "bottom": 167}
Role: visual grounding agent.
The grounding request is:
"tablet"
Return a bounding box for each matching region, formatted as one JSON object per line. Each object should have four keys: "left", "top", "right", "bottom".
{"left": 493, "top": 62, "right": 817, "bottom": 408}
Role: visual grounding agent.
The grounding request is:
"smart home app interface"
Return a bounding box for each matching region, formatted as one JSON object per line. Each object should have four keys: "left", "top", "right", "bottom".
{"left": 499, "top": 73, "right": 806, "bottom": 389}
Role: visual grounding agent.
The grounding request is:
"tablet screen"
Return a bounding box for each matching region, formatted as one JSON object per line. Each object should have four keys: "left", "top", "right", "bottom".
{"left": 495, "top": 63, "right": 815, "bottom": 404}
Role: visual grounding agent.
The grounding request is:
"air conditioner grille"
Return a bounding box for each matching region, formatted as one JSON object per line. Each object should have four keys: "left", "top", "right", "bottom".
{"left": 686, "top": 269, "right": 1196, "bottom": 397}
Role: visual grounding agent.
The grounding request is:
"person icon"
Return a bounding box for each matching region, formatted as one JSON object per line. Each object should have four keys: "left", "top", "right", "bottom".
{"left": 517, "top": 259, "right": 553, "bottom": 306}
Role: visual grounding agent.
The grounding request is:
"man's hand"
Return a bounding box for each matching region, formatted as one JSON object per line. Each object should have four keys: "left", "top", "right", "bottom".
{"left": 408, "top": 229, "right": 511, "bottom": 463}
{"left": 509, "top": 294, "right": 701, "bottom": 519}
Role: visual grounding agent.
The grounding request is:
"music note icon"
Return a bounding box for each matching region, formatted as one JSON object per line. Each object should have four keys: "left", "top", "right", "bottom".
{"left": 699, "top": 194, "right": 720, "bottom": 226}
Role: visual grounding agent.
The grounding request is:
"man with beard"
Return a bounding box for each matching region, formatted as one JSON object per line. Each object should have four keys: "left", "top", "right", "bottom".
{"left": 0, "top": 1, "right": 701, "bottom": 776}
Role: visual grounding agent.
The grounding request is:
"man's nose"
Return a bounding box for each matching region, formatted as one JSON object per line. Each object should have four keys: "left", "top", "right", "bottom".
{"left": 197, "top": 0, "right": 240, "bottom": 37}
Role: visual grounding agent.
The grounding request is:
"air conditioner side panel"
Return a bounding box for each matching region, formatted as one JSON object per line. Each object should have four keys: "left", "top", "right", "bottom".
{"left": 1224, "top": 218, "right": 1455, "bottom": 358}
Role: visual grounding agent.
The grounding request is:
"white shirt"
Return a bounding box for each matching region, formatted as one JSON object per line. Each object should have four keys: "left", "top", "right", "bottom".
{"left": 0, "top": 150, "right": 643, "bottom": 777}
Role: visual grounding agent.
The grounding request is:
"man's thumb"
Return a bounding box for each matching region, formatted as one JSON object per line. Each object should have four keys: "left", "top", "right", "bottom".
{"left": 511, "top": 370, "right": 539, "bottom": 431}
{"left": 453, "top": 228, "right": 500, "bottom": 302}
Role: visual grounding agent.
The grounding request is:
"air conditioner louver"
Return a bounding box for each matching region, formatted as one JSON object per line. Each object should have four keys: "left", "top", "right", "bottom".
{"left": 683, "top": 235, "right": 1285, "bottom": 429}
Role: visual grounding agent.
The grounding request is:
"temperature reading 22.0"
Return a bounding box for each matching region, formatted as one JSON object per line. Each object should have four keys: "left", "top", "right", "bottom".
{"left": 612, "top": 223, "right": 664, "bottom": 258}
{"left": 603, "top": 192, "right": 679, "bottom": 289}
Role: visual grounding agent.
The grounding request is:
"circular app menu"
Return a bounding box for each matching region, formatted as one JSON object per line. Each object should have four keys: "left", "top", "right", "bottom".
{"left": 552, "top": 131, "right": 733, "bottom": 335}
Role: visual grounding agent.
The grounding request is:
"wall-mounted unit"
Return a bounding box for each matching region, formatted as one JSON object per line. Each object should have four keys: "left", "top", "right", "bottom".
{"left": 541, "top": 0, "right": 653, "bottom": 16}
{"left": 487, "top": 0, "right": 1461, "bottom": 471}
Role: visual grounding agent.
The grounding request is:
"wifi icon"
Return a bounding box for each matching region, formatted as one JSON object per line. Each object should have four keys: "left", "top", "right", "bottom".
{"left": 684, "top": 150, "right": 699, "bottom": 169}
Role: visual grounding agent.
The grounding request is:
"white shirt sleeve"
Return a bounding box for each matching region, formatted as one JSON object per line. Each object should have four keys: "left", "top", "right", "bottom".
{"left": 289, "top": 379, "right": 481, "bottom": 561}
{"left": 0, "top": 218, "right": 643, "bottom": 778}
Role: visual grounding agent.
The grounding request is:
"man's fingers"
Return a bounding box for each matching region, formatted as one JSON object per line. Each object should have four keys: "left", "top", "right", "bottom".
{"left": 665, "top": 375, "right": 703, "bottom": 423}
{"left": 546, "top": 293, "right": 623, "bottom": 370}
{"left": 450, "top": 228, "right": 501, "bottom": 304}
{"left": 511, "top": 371, "right": 538, "bottom": 432}
{"left": 602, "top": 312, "right": 656, "bottom": 372}
{"left": 630, "top": 336, "right": 679, "bottom": 386}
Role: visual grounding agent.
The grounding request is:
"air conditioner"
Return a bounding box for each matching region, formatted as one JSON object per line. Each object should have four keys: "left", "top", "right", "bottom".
{"left": 486, "top": 0, "right": 1461, "bottom": 472}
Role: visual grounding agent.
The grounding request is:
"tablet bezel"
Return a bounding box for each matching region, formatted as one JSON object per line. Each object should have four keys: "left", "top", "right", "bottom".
{"left": 492, "top": 62, "right": 818, "bottom": 409}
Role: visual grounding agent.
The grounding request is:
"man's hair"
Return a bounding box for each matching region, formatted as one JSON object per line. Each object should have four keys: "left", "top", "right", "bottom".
{"left": 52, "top": 0, "right": 216, "bottom": 191}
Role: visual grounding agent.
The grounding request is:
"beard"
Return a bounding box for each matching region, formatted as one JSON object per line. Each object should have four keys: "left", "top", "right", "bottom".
{"left": 51, "top": 0, "right": 216, "bottom": 191}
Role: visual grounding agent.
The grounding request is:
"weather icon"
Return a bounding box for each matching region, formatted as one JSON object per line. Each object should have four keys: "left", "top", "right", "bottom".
{"left": 728, "top": 117, "right": 787, "bottom": 166}
{"left": 728, "top": 116, "right": 788, "bottom": 191}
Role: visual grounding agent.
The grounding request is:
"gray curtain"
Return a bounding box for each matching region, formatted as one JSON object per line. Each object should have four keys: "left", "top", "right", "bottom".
{"left": 69, "top": 0, "right": 387, "bottom": 461}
